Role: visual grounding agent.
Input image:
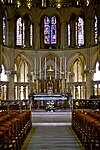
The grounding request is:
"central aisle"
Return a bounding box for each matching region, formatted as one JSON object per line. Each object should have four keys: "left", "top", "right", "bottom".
{"left": 21, "top": 125, "right": 84, "bottom": 150}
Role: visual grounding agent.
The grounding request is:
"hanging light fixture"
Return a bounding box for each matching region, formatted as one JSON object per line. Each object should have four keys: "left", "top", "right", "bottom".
{"left": 1, "top": 0, "right": 100, "bottom": 8}
{"left": 17, "top": 0, "right": 21, "bottom": 8}
{"left": 27, "top": 0, "right": 32, "bottom": 9}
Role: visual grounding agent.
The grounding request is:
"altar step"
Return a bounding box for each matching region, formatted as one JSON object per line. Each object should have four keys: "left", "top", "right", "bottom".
{"left": 31, "top": 110, "right": 72, "bottom": 125}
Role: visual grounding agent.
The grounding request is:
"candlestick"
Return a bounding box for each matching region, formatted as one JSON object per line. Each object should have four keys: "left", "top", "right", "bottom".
{"left": 60, "top": 57, "right": 62, "bottom": 79}
{"left": 55, "top": 57, "right": 57, "bottom": 79}
{"left": 40, "top": 57, "right": 41, "bottom": 79}
{"left": 34, "top": 57, "right": 36, "bottom": 80}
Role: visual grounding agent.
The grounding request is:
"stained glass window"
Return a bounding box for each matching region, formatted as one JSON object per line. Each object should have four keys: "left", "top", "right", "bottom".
{"left": 76, "top": 17, "right": 84, "bottom": 46}
{"left": 94, "top": 62, "right": 100, "bottom": 81}
{"left": 94, "top": 15, "right": 98, "bottom": 44}
{"left": 68, "top": 24, "right": 70, "bottom": 46}
{"left": 3, "top": 16, "right": 6, "bottom": 45}
{"left": 1, "top": 65, "right": 7, "bottom": 81}
{"left": 30, "top": 24, "right": 33, "bottom": 46}
{"left": 16, "top": 17, "right": 25, "bottom": 46}
{"left": 44, "top": 16, "right": 57, "bottom": 44}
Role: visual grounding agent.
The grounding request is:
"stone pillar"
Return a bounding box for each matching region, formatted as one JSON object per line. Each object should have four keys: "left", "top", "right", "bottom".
{"left": 90, "top": 18, "right": 95, "bottom": 45}
{"left": 28, "top": 72, "right": 32, "bottom": 95}
{"left": 8, "top": 17, "right": 15, "bottom": 47}
{"left": 7, "top": 47, "right": 15, "bottom": 100}
{"left": 34, "top": 22, "right": 40, "bottom": 49}
{"left": 15, "top": 73, "right": 20, "bottom": 100}
{"left": 25, "top": 20, "right": 30, "bottom": 47}
{"left": 86, "top": 70, "right": 94, "bottom": 99}
{"left": 61, "top": 21, "right": 67, "bottom": 48}
{"left": 85, "top": 16, "right": 91, "bottom": 46}
{"left": 6, "top": 70, "right": 15, "bottom": 100}
{"left": 70, "top": 20, "right": 76, "bottom": 47}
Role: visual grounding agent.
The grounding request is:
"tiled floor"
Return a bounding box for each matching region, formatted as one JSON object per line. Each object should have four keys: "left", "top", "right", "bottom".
{"left": 21, "top": 125, "right": 84, "bottom": 150}
{"left": 21, "top": 111, "right": 84, "bottom": 150}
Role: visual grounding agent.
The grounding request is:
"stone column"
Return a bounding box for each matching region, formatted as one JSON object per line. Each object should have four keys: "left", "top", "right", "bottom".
{"left": 90, "top": 17, "right": 95, "bottom": 45}
{"left": 25, "top": 20, "right": 30, "bottom": 47}
{"left": 34, "top": 22, "right": 40, "bottom": 49}
{"left": 28, "top": 72, "right": 32, "bottom": 95}
{"left": 8, "top": 17, "right": 15, "bottom": 47}
{"left": 61, "top": 21, "right": 67, "bottom": 48}
{"left": 70, "top": 19, "right": 76, "bottom": 47}
{"left": 85, "top": 16, "right": 91, "bottom": 46}
{"left": 6, "top": 70, "right": 15, "bottom": 100}
{"left": 86, "top": 70, "right": 94, "bottom": 99}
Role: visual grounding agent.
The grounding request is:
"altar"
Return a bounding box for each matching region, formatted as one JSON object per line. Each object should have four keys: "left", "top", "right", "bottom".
{"left": 32, "top": 93, "right": 70, "bottom": 110}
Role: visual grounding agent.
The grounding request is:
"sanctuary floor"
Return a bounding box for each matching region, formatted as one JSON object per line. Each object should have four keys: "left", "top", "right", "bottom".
{"left": 21, "top": 111, "right": 84, "bottom": 150}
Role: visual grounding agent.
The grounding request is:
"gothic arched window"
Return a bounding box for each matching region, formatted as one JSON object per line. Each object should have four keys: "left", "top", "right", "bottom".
{"left": 68, "top": 23, "right": 71, "bottom": 46}
{"left": 94, "top": 15, "right": 98, "bottom": 44}
{"left": 94, "top": 62, "right": 100, "bottom": 81}
{"left": 76, "top": 17, "right": 84, "bottom": 46}
{"left": 16, "top": 17, "right": 25, "bottom": 46}
{"left": 30, "top": 24, "right": 33, "bottom": 46}
{"left": 1, "top": 64, "right": 7, "bottom": 81}
{"left": 3, "top": 16, "right": 6, "bottom": 45}
{"left": 44, "top": 16, "right": 57, "bottom": 44}
{"left": 73, "top": 60, "right": 82, "bottom": 82}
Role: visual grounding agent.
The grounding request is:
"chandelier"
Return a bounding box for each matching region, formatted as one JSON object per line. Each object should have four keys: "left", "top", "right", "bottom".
{"left": 1, "top": 0, "right": 100, "bottom": 9}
